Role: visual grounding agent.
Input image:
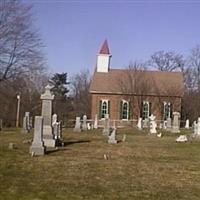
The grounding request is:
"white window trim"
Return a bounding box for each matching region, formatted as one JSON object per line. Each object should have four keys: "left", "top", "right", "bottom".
{"left": 122, "top": 100, "right": 129, "bottom": 121}
{"left": 143, "top": 101, "right": 149, "bottom": 119}
{"left": 101, "top": 99, "right": 109, "bottom": 119}
{"left": 163, "top": 101, "right": 171, "bottom": 119}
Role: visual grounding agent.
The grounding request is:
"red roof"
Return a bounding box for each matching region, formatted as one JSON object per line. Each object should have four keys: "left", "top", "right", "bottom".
{"left": 99, "top": 39, "right": 110, "bottom": 54}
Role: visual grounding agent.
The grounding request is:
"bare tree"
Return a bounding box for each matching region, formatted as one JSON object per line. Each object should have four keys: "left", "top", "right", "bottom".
{"left": 150, "top": 51, "right": 184, "bottom": 72}
{"left": 119, "top": 61, "right": 152, "bottom": 119}
{"left": 0, "top": 0, "right": 45, "bottom": 82}
{"left": 70, "top": 69, "right": 91, "bottom": 117}
{"left": 188, "top": 45, "right": 200, "bottom": 91}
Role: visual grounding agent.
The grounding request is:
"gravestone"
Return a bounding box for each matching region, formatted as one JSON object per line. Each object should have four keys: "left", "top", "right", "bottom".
{"left": 25, "top": 112, "right": 30, "bottom": 129}
{"left": 29, "top": 116, "right": 33, "bottom": 129}
{"left": 108, "top": 128, "right": 117, "bottom": 144}
{"left": 176, "top": 135, "right": 188, "bottom": 142}
{"left": 137, "top": 118, "right": 142, "bottom": 130}
{"left": 143, "top": 119, "right": 149, "bottom": 128}
{"left": 41, "top": 85, "right": 55, "bottom": 147}
{"left": 122, "top": 134, "right": 126, "bottom": 142}
{"left": 94, "top": 114, "right": 98, "bottom": 129}
{"left": 82, "top": 115, "right": 87, "bottom": 131}
{"left": 166, "top": 117, "right": 172, "bottom": 131}
{"left": 58, "top": 121, "right": 62, "bottom": 139}
{"left": 149, "top": 114, "right": 157, "bottom": 134}
{"left": 103, "top": 114, "right": 110, "bottom": 136}
{"left": 87, "top": 123, "right": 91, "bottom": 130}
{"left": 163, "top": 120, "right": 167, "bottom": 129}
{"left": 194, "top": 118, "right": 200, "bottom": 136}
{"left": 171, "top": 112, "right": 180, "bottom": 133}
{"left": 185, "top": 119, "right": 189, "bottom": 129}
{"left": 21, "top": 116, "right": 29, "bottom": 134}
{"left": 52, "top": 114, "right": 59, "bottom": 141}
{"left": 52, "top": 113, "right": 57, "bottom": 125}
{"left": 193, "top": 121, "right": 197, "bottom": 135}
{"left": 29, "top": 116, "right": 45, "bottom": 156}
{"left": 73, "top": 117, "right": 81, "bottom": 132}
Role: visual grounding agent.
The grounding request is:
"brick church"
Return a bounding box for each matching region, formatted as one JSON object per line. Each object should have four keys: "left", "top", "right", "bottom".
{"left": 89, "top": 40, "right": 184, "bottom": 121}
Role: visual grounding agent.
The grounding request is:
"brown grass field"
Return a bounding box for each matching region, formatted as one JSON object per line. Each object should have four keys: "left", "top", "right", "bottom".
{"left": 0, "top": 127, "right": 200, "bottom": 200}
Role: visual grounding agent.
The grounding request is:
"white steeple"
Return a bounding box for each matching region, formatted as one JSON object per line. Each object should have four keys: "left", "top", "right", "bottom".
{"left": 96, "top": 39, "right": 112, "bottom": 73}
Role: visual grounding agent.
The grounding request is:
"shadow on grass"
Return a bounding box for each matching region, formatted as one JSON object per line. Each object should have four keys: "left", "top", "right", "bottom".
{"left": 63, "top": 140, "right": 91, "bottom": 146}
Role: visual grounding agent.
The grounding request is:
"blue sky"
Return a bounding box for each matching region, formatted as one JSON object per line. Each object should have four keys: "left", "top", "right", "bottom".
{"left": 29, "top": 0, "right": 200, "bottom": 76}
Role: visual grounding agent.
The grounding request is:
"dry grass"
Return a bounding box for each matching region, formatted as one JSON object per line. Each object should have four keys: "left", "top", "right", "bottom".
{"left": 0, "top": 128, "right": 200, "bottom": 200}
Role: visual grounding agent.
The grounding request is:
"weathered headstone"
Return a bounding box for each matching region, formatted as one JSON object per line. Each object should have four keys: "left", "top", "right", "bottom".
{"left": 171, "top": 112, "right": 180, "bottom": 133}
{"left": 149, "top": 114, "right": 157, "bottom": 134}
{"left": 41, "top": 85, "right": 55, "bottom": 147}
{"left": 166, "top": 117, "right": 172, "bottom": 131}
{"left": 25, "top": 112, "right": 30, "bottom": 129}
{"left": 94, "top": 114, "right": 98, "bottom": 129}
{"left": 82, "top": 115, "right": 87, "bottom": 131}
{"left": 137, "top": 118, "right": 143, "bottom": 130}
{"left": 73, "top": 117, "right": 81, "bottom": 132}
{"left": 29, "top": 116, "right": 45, "bottom": 156}
{"left": 103, "top": 114, "right": 110, "bottom": 136}
{"left": 21, "top": 116, "right": 29, "bottom": 134}
{"left": 108, "top": 128, "right": 117, "bottom": 144}
{"left": 185, "top": 119, "right": 189, "bottom": 129}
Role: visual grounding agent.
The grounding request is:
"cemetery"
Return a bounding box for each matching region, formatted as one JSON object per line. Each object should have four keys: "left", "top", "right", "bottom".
{"left": 1, "top": 85, "right": 200, "bottom": 199}
{"left": 1, "top": 1, "right": 200, "bottom": 200}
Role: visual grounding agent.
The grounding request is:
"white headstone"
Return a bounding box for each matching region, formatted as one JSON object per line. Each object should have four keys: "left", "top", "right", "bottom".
{"left": 29, "top": 116, "right": 45, "bottom": 156}
{"left": 193, "top": 121, "right": 198, "bottom": 135}
{"left": 52, "top": 114, "right": 57, "bottom": 126}
{"left": 171, "top": 112, "right": 180, "bottom": 133}
{"left": 94, "top": 114, "right": 98, "bottom": 129}
{"left": 87, "top": 123, "right": 91, "bottom": 130}
{"left": 40, "top": 85, "right": 55, "bottom": 147}
{"left": 73, "top": 117, "right": 81, "bottom": 132}
{"left": 185, "top": 119, "right": 189, "bottom": 129}
{"left": 103, "top": 114, "right": 110, "bottom": 136}
{"left": 108, "top": 128, "right": 117, "bottom": 144}
{"left": 149, "top": 114, "right": 157, "bottom": 134}
{"left": 82, "top": 115, "right": 87, "bottom": 131}
{"left": 196, "top": 118, "right": 200, "bottom": 135}
{"left": 166, "top": 117, "right": 172, "bottom": 131}
{"left": 137, "top": 118, "right": 142, "bottom": 130}
{"left": 176, "top": 135, "right": 187, "bottom": 142}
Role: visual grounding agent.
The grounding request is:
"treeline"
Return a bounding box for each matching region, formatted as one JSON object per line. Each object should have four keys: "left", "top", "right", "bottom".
{"left": 1, "top": 0, "right": 200, "bottom": 126}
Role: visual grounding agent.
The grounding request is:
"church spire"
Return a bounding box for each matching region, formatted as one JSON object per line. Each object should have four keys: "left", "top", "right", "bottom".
{"left": 99, "top": 39, "right": 110, "bottom": 55}
{"left": 96, "top": 39, "right": 112, "bottom": 73}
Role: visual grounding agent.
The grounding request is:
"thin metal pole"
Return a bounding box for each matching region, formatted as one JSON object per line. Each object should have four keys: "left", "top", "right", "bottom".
{"left": 16, "top": 94, "right": 20, "bottom": 128}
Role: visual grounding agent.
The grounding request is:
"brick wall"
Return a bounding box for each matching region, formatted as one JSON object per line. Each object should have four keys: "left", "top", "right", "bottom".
{"left": 91, "top": 93, "right": 182, "bottom": 120}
